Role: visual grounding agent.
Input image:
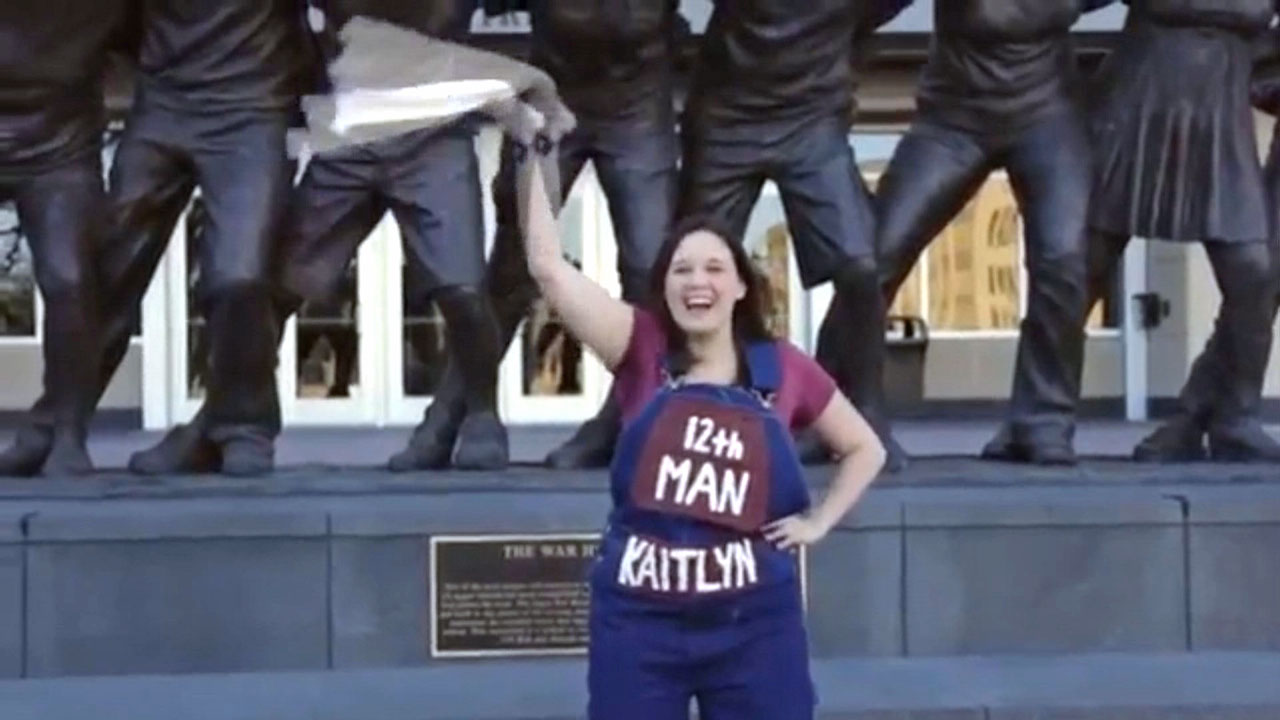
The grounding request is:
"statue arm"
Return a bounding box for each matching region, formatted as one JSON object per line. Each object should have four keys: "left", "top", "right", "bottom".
{"left": 516, "top": 136, "right": 636, "bottom": 372}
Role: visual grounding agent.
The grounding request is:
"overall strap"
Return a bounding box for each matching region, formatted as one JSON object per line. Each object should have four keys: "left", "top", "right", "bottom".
{"left": 659, "top": 341, "right": 781, "bottom": 405}
{"left": 742, "top": 340, "right": 781, "bottom": 407}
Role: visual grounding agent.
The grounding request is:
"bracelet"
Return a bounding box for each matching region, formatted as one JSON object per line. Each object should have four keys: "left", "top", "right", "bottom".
{"left": 534, "top": 133, "right": 554, "bottom": 156}
{"left": 512, "top": 142, "right": 529, "bottom": 165}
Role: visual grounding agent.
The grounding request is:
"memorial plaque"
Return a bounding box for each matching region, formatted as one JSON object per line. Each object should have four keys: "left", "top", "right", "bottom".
{"left": 429, "top": 533, "right": 809, "bottom": 659}
{"left": 430, "top": 534, "right": 599, "bottom": 658}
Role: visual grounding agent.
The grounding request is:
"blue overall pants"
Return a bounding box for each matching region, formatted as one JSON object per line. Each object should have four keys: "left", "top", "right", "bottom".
{"left": 587, "top": 341, "right": 817, "bottom": 719}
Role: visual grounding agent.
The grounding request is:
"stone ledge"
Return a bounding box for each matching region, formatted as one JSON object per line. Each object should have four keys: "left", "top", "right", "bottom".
{"left": 0, "top": 512, "right": 24, "bottom": 543}
{"left": 2, "top": 653, "right": 1279, "bottom": 720}
{"left": 1184, "top": 495, "right": 1280, "bottom": 525}
{"left": 903, "top": 494, "right": 1184, "bottom": 528}
{"left": 25, "top": 506, "right": 329, "bottom": 542}
{"left": 328, "top": 493, "right": 610, "bottom": 537}
{"left": 830, "top": 496, "right": 902, "bottom": 531}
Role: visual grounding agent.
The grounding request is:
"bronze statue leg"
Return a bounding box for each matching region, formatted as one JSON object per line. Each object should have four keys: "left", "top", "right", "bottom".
{"left": 188, "top": 114, "right": 293, "bottom": 476}
{"left": 0, "top": 124, "right": 195, "bottom": 476}
{"left": 867, "top": 121, "right": 994, "bottom": 465}
{"left": 1199, "top": 239, "right": 1279, "bottom": 461}
{"left": 765, "top": 118, "right": 901, "bottom": 465}
{"left": 130, "top": 139, "right": 380, "bottom": 475}
{"left": 544, "top": 120, "right": 678, "bottom": 469}
{"left": 392, "top": 129, "right": 590, "bottom": 470}
{"left": 983, "top": 111, "right": 1091, "bottom": 464}
{"left": 125, "top": 112, "right": 292, "bottom": 478}
{"left": 676, "top": 123, "right": 768, "bottom": 238}
{"left": 0, "top": 155, "right": 104, "bottom": 476}
{"left": 1135, "top": 125, "right": 1280, "bottom": 462}
{"left": 379, "top": 126, "right": 504, "bottom": 471}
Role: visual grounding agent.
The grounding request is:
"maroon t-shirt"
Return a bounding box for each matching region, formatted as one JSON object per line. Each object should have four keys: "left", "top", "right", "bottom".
{"left": 613, "top": 307, "right": 838, "bottom": 430}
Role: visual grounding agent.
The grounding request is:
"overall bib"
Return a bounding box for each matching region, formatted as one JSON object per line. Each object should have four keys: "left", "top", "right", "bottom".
{"left": 588, "top": 342, "right": 816, "bottom": 720}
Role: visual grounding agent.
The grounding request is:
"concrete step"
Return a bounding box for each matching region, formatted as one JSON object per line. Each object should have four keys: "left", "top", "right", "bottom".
{"left": 1, "top": 652, "right": 1278, "bottom": 720}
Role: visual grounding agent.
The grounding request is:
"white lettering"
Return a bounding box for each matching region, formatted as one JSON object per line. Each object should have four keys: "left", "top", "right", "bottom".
{"left": 710, "top": 427, "right": 731, "bottom": 458}
{"left": 684, "top": 462, "right": 720, "bottom": 509}
{"left": 718, "top": 468, "right": 749, "bottom": 517}
{"left": 713, "top": 544, "right": 735, "bottom": 584}
{"left": 692, "top": 417, "right": 714, "bottom": 454}
{"left": 660, "top": 544, "right": 670, "bottom": 592}
{"left": 663, "top": 461, "right": 751, "bottom": 517}
{"left": 680, "top": 417, "right": 747, "bottom": 460}
{"left": 655, "top": 455, "right": 691, "bottom": 503}
{"left": 615, "top": 537, "right": 760, "bottom": 595}
{"left": 732, "top": 540, "right": 758, "bottom": 587}
{"left": 669, "top": 549, "right": 697, "bottom": 592}
{"left": 617, "top": 536, "right": 648, "bottom": 587}
{"left": 726, "top": 430, "right": 744, "bottom": 461}
{"left": 635, "top": 543, "right": 659, "bottom": 589}
{"left": 695, "top": 550, "right": 721, "bottom": 593}
{"left": 683, "top": 417, "right": 699, "bottom": 451}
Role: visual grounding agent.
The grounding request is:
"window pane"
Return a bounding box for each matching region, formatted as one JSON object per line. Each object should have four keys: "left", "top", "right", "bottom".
{"left": 185, "top": 198, "right": 207, "bottom": 400}
{"left": 926, "top": 176, "right": 1022, "bottom": 331}
{"left": 298, "top": 258, "right": 361, "bottom": 398}
{"left": 0, "top": 204, "right": 36, "bottom": 337}
{"left": 743, "top": 190, "right": 793, "bottom": 339}
{"left": 402, "top": 280, "right": 446, "bottom": 397}
{"left": 521, "top": 189, "right": 585, "bottom": 397}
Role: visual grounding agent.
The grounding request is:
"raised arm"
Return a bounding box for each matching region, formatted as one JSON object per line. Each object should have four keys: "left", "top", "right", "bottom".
{"left": 514, "top": 141, "right": 637, "bottom": 370}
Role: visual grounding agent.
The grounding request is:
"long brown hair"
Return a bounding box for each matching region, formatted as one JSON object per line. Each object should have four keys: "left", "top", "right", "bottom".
{"left": 646, "top": 214, "right": 775, "bottom": 378}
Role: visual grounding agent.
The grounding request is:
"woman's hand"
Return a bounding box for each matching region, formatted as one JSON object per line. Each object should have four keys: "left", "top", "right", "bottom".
{"left": 762, "top": 513, "right": 832, "bottom": 551}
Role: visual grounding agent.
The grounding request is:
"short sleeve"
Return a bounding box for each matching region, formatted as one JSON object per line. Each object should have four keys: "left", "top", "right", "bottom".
{"left": 611, "top": 306, "right": 667, "bottom": 416}
{"left": 779, "top": 342, "right": 838, "bottom": 430}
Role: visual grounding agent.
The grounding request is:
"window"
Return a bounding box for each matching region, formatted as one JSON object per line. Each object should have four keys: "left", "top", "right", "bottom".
{"left": 0, "top": 204, "right": 36, "bottom": 338}
{"left": 741, "top": 185, "right": 804, "bottom": 344}
{"left": 102, "top": 125, "right": 144, "bottom": 338}
{"left": 521, "top": 189, "right": 586, "bottom": 397}
{"left": 747, "top": 223, "right": 793, "bottom": 339}
{"left": 854, "top": 133, "right": 1120, "bottom": 335}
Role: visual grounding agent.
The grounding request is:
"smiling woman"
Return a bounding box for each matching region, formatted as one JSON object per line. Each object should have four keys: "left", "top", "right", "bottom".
{"left": 511, "top": 125, "right": 885, "bottom": 720}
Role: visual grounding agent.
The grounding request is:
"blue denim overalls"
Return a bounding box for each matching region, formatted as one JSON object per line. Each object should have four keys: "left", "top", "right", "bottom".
{"left": 588, "top": 340, "right": 816, "bottom": 719}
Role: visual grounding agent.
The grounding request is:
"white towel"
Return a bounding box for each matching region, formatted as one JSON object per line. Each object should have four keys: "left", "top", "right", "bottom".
{"left": 295, "top": 16, "right": 575, "bottom": 155}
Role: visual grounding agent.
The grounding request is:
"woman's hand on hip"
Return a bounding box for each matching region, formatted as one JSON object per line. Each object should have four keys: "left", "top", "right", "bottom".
{"left": 762, "top": 513, "right": 831, "bottom": 551}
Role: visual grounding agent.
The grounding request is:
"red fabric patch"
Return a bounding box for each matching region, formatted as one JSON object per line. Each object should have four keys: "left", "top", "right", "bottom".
{"left": 630, "top": 394, "right": 771, "bottom": 532}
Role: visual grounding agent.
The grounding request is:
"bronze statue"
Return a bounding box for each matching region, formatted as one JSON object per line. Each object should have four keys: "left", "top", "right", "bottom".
{"left": 855, "top": 0, "right": 1115, "bottom": 467}
{"left": 129, "top": 0, "right": 516, "bottom": 474}
{"left": 679, "top": 0, "right": 910, "bottom": 470}
{"left": 1124, "top": 15, "right": 1280, "bottom": 463}
{"left": 0, "top": 0, "right": 307, "bottom": 477}
{"left": 1083, "top": 0, "right": 1280, "bottom": 462}
{"left": 0, "top": 0, "right": 136, "bottom": 476}
{"left": 386, "top": 0, "right": 683, "bottom": 471}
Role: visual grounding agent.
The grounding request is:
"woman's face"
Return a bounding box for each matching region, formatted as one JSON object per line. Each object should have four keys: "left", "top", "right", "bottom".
{"left": 663, "top": 230, "right": 747, "bottom": 338}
